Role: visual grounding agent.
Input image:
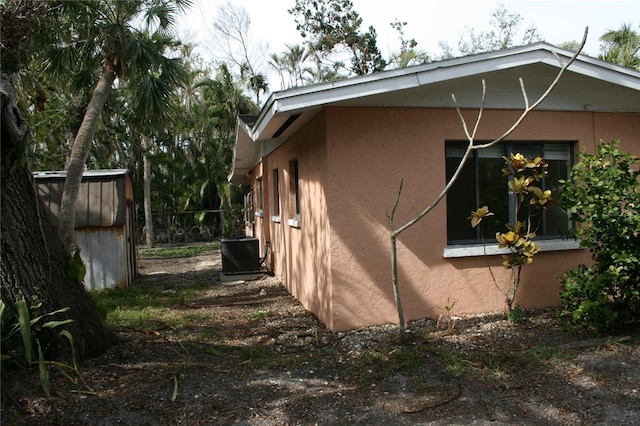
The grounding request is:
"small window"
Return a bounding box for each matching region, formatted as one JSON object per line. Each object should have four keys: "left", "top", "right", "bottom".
{"left": 255, "top": 177, "right": 264, "bottom": 217}
{"left": 272, "top": 168, "right": 281, "bottom": 222}
{"left": 288, "top": 160, "right": 300, "bottom": 227}
{"left": 445, "top": 141, "right": 573, "bottom": 244}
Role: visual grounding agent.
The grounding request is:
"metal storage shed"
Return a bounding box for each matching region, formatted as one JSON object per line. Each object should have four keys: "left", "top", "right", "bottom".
{"left": 34, "top": 169, "right": 137, "bottom": 290}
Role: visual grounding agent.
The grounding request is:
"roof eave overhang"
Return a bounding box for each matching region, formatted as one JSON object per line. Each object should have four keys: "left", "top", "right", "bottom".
{"left": 228, "top": 118, "right": 260, "bottom": 185}
{"left": 250, "top": 46, "right": 639, "bottom": 141}
{"left": 229, "top": 43, "right": 640, "bottom": 184}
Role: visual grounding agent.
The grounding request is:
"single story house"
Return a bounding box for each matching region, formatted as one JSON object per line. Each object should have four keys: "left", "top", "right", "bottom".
{"left": 230, "top": 43, "right": 640, "bottom": 331}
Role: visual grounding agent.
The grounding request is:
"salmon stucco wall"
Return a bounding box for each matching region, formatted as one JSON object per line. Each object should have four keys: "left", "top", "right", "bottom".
{"left": 255, "top": 112, "right": 334, "bottom": 328}
{"left": 323, "top": 107, "right": 639, "bottom": 331}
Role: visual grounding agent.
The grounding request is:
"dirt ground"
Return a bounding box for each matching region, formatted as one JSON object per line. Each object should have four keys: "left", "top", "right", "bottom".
{"left": 2, "top": 248, "right": 639, "bottom": 425}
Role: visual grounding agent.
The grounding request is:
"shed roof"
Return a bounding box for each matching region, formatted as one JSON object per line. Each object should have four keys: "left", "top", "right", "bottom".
{"left": 230, "top": 42, "right": 640, "bottom": 184}
{"left": 33, "top": 169, "right": 131, "bottom": 180}
{"left": 34, "top": 169, "right": 134, "bottom": 228}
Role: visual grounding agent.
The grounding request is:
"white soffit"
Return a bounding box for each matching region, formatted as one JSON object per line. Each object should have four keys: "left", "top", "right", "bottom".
{"left": 229, "top": 118, "right": 259, "bottom": 184}
{"left": 249, "top": 43, "right": 639, "bottom": 142}
{"left": 230, "top": 43, "right": 640, "bottom": 182}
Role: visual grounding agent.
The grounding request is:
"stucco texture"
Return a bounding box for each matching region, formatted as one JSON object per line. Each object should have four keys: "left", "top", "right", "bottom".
{"left": 253, "top": 113, "right": 334, "bottom": 328}
{"left": 255, "top": 106, "right": 640, "bottom": 331}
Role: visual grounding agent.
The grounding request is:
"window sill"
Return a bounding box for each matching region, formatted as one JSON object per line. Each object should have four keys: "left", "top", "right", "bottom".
{"left": 271, "top": 215, "right": 281, "bottom": 223}
{"left": 255, "top": 210, "right": 264, "bottom": 218}
{"left": 287, "top": 216, "right": 301, "bottom": 228}
{"left": 443, "top": 239, "right": 581, "bottom": 258}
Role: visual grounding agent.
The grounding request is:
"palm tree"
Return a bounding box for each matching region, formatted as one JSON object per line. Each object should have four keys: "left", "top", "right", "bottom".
{"left": 286, "top": 44, "right": 313, "bottom": 87}
{"left": 269, "top": 52, "right": 287, "bottom": 90}
{"left": 42, "top": 0, "right": 192, "bottom": 251}
{"left": 198, "top": 64, "right": 257, "bottom": 236}
{"left": 127, "top": 31, "right": 187, "bottom": 247}
{"left": 242, "top": 66, "right": 269, "bottom": 106}
{"left": 387, "top": 20, "right": 430, "bottom": 69}
{"left": 599, "top": 24, "right": 640, "bottom": 70}
{"left": 270, "top": 44, "right": 314, "bottom": 89}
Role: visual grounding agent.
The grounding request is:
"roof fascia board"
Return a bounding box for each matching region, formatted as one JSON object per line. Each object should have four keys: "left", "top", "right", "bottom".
{"left": 33, "top": 169, "right": 130, "bottom": 179}
{"left": 247, "top": 47, "right": 530, "bottom": 140}
{"left": 250, "top": 97, "right": 282, "bottom": 141}
{"left": 414, "top": 55, "right": 539, "bottom": 86}
{"left": 547, "top": 57, "right": 640, "bottom": 90}
{"left": 228, "top": 120, "right": 243, "bottom": 182}
{"left": 272, "top": 73, "right": 420, "bottom": 112}
{"left": 252, "top": 73, "right": 421, "bottom": 139}
{"left": 228, "top": 120, "right": 260, "bottom": 183}
{"left": 227, "top": 119, "right": 246, "bottom": 182}
{"left": 414, "top": 50, "right": 639, "bottom": 89}
{"left": 249, "top": 50, "right": 516, "bottom": 135}
{"left": 231, "top": 42, "right": 639, "bottom": 182}
{"left": 249, "top": 43, "right": 639, "bottom": 142}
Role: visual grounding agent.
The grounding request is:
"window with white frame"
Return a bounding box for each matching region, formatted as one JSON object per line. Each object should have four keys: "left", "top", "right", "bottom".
{"left": 272, "top": 168, "right": 281, "bottom": 222}
{"left": 445, "top": 141, "right": 573, "bottom": 244}
{"left": 288, "top": 160, "right": 300, "bottom": 227}
{"left": 255, "top": 177, "right": 264, "bottom": 217}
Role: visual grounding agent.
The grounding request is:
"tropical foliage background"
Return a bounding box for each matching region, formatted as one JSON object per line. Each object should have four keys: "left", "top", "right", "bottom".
{"left": 1, "top": 0, "right": 638, "bottom": 374}
{"left": 4, "top": 0, "right": 639, "bottom": 248}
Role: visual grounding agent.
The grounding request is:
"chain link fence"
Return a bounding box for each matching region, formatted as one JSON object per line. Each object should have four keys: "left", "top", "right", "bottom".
{"left": 135, "top": 210, "right": 225, "bottom": 245}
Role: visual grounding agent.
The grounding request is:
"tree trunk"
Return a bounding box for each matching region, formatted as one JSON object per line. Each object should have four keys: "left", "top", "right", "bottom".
{"left": 142, "top": 135, "right": 154, "bottom": 247}
{"left": 58, "top": 65, "right": 116, "bottom": 251}
{"left": 1, "top": 75, "right": 109, "bottom": 359}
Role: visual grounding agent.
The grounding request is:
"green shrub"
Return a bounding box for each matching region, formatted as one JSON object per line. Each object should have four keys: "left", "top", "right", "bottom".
{"left": 558, "top": 265, "right": 619, "bottom": 333}
{"left": 469, "top": 153, "right": 550, "bottom": 315}
{"left": 558, "top": 140, "right": 640, "bottom": 334}
{"left": 1, "top": 289, "right": 77, "bottom": 396}
{"left": 507, "top": 304, "right": 525, "bottom": 323}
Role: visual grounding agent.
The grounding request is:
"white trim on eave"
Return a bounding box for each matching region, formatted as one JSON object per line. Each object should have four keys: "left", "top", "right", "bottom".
{"left": 229, "top": 42, "right": 640, "bottom": 184}
{"left": 229, "top": 119, "right": 261, "bottom": 185}
{"left": 249, "top": 43, "right": 639, "bottom": 142}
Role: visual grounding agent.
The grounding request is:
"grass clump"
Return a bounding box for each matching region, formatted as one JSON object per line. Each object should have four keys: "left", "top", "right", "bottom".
{"left": 246, "top": 310, "right": 271, "bottom": 320}
{"left": 91, "top": 282, "right": 220, "bottom": 332}
{"left": 93, "top": 283, "right": 215, "bottom": 311}
{"left": 346, "top": 345, "right": 426, "bottom": 383}
{"left": 138, "top": 243, "right": 220, "bottom": 259}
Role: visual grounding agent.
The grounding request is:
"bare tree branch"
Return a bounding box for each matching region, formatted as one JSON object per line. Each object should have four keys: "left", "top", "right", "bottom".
{"left": 388, "top": 28, "right": 588, "bottom": 340}
{"left": 388, "top": 177, "right": 404, "bottom": 228}
{"left": 391, "top": 27, "right": 588, "bottom": 238}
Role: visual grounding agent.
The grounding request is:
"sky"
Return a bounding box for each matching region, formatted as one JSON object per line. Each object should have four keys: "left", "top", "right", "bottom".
{"left": 177, "top": 0, "right": 640, "bottom": 89}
